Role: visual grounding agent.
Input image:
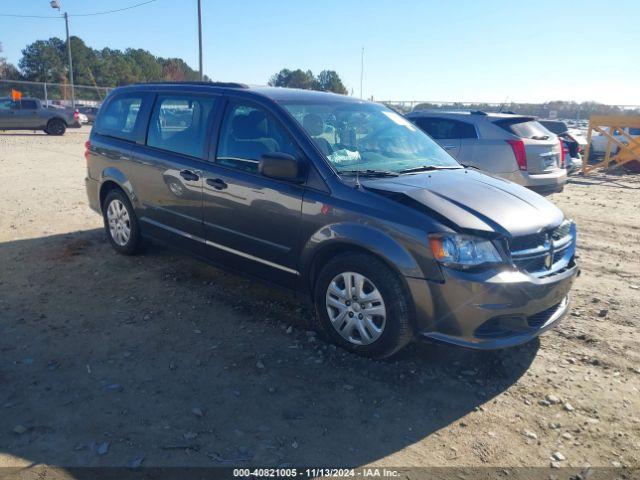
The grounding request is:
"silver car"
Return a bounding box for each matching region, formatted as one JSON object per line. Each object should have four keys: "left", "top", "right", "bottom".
{"left": 406, "top": 110, "right": 567, "bottom": 194}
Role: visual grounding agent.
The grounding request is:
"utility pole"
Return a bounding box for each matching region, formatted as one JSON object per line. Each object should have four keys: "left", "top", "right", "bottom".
{"left": 197, "top": 0, "right": 203, "bottom": 80}
{"left": 64, "top": 12, "right": 75, "bottom": 107}
{"left": 360, "top": 47, "right": 364, "bottom": 99}
{"left": 50, "top": 1, "right": 75, "bottom": 108}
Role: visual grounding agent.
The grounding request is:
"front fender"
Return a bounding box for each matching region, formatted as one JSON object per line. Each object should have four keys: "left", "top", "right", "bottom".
{"left": 300, "top": 222, "right": 426, "bottom": 283}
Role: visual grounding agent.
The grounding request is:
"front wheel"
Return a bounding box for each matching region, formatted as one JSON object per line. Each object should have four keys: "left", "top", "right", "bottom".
{"left": 102, "top": 190, "right": 144, "bottom": 255}
{"left": 314, "top": 253, "right": 414, "bottom": 359}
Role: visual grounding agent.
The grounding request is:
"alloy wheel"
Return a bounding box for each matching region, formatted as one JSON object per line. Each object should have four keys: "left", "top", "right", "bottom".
{"left": 50, "top": 120, "right": 64, "bottom": 135}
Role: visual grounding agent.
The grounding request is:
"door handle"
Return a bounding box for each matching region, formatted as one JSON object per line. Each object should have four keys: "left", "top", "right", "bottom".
{"left": 442, "top": 144, "right": 456, "bottom": 150}
{"left": 180, "top": 170, "right": 200, "bottom": 182}
{"left": 206, "top": 178, "right": 227, "bottom": 190}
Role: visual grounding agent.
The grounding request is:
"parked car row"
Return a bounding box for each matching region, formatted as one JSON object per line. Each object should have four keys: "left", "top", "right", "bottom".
{"left": 539, "top": 119, "right": 583, "bottom": 174}
{"left": 85, "top": 82, "right": 578, "bottom": 358}
{"left": 78, "top": 106, "right": 100, "bottom": 124}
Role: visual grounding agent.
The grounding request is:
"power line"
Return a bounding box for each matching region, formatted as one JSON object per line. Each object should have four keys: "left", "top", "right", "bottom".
{"left": 70, "top": 0, "right": 158, "bottom": 17}
{"left": 0, "top": 0, "right": 157, "bottom": 19}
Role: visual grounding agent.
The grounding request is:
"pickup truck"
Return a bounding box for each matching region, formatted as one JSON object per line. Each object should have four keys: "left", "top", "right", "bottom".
{"left": 0, "top": 97, "right": 82, "bottom": 135}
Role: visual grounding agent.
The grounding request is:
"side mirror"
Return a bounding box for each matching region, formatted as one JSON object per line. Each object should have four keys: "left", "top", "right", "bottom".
{"left": 259, "top": 152, "right": 301, "bottom": 181}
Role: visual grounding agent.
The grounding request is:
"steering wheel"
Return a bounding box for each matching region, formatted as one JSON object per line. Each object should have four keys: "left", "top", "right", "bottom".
{"left": 359, "top": 125, "right": 406, "bottom": 154}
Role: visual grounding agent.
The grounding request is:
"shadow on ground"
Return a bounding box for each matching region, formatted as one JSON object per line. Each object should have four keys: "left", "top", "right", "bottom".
{"left": 0, "top": 229, "right": 538, "bottom": 469}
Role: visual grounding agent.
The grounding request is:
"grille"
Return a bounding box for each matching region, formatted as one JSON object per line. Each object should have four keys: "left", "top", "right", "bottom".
{"left": 475, "top": 300, "right": 565, "bottom": 339}
{"left": 475, "top": 315, "right": 525, "bottom": 338}
{"left": 509, "top": 233, "right": 544, "bottom": 251}
{"left": 551, "top": 221, "right": 572, "bottom": 240}
{"left": 509, "top": 221, "right": 575, "bottom": 277}
{"left": 527, "top": 302, "right": 562, "bottom": 328}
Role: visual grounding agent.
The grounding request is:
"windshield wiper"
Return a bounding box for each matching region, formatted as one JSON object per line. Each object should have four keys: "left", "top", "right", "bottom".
{"left": 397, "top": 165, "right": 462, "bottom": 174}
{"left": 340, "top": 169, "right": 399, "bottom": 177}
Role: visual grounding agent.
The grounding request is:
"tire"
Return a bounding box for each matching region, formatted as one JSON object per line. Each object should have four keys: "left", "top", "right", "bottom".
{"left": 102, "top": 189, "right": 144, "bottom": 255}
{"left": 46, "top": 118, "right": 66, "bottom": 136}
{"left": 313, "top": 252, "right": 414, "bottom": 359}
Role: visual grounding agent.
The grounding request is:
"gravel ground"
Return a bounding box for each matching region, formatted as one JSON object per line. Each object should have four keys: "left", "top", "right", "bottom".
{"left": 0, "top": 128, "right": 639, "bottom": 470}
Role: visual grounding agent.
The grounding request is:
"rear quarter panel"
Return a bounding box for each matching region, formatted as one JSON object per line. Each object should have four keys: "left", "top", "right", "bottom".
{"left": 459, "top": 137, "right": 519, "bottom": 174}
{"left": 87, "top": 132, "right": 136, "bottom": 206}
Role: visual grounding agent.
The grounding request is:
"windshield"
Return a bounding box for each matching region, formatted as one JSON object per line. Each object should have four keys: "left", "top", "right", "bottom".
{"left": 281, "top": 101, "right": 460, "bottom": 174}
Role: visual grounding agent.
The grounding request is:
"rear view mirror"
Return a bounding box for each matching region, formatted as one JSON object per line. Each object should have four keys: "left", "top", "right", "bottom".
{"left": 259, "top": 152, "right": 301, "bottom": 181}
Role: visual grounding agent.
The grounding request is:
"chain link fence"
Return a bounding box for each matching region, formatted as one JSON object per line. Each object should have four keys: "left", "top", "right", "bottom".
{"left": 1, "top": 79, "right": 111, "bottom": 107}
{"left": 380, "top": 100, "right": 640, "bottom": 120}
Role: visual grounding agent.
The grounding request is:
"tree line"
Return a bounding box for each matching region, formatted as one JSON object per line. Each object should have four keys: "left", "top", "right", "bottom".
{"left": 3, "top": 38, "right": 636, "bottom": 118}
{"left": 0, "top": 38, "right": 350, "bottom": 101}
{"left": 268, "top": 68, "right": 348, "bottom": 94}
{"left": 1, "top": 37, "right": 203, "bottom": 86}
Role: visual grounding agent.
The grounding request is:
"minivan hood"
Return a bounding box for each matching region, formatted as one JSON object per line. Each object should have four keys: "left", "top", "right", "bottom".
{"left": 363, "top": 169, "right": 564, "bottom": 237}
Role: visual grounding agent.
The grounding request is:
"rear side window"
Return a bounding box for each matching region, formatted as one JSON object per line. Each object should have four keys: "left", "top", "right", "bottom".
{"left": 18, "top": 100, "right": 38, "bottom": 110}
{"left": 412, "top": 117, "right": 477, "bottom": 139}
{"left": 496, "top": 118, "right": 553, "bottom": 140}
{"left": 95, "top": 95, "right": 143, "bottom": 141}
{"left": 147, "top": 95, "right": 217, "bottom": 159}
{"left": 216, "top": 101, "right": 299, "bottom": 174}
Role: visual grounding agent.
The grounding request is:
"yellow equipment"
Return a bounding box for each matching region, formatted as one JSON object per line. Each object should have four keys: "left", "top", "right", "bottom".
{"left": 582, "top": 115, "right": 640, "bottom": 174}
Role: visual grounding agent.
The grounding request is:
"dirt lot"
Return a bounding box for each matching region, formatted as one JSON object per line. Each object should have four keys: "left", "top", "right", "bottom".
{"left": 1, "top": 128, "right": 639, "bottom": 471}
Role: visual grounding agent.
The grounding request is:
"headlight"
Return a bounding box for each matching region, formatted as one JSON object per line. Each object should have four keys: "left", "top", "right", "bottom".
{"left": 428, "top": 233, "right": 503, "bottom": 268}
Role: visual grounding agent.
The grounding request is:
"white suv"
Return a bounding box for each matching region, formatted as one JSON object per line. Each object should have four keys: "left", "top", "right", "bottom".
{"left": 406, "top": 110, "right": 567, "bottom": 194}
{"left": 590, "top": 126, "right": 640, "bottom": 156}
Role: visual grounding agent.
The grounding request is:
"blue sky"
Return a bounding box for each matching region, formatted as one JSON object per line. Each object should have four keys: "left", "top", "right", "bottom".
{"left": 1, "top": 0, "right": 639, "bottom": 104}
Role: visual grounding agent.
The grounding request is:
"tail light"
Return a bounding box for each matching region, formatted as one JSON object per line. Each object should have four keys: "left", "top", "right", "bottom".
{"left": 559, "top": 139, "right": 567, "bottom": 168}
{"left": 506, "top": 139, "right": 527, "bottom": 171}
{"left": 73, "top": 109, "right": 79, "bottom": 121}
{"left": 84, "top": 140, "right": 91, "bottom": 163}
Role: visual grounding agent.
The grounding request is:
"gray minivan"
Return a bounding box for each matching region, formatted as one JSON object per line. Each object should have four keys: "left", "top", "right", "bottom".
{"left": 85, "top": 82, "right": 578, "bottom": 358}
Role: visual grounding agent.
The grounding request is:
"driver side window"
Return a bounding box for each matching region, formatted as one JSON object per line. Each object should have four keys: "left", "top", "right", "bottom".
{"left": 216, "top": 101, "right": 298, "bottom": 174}
{"left": 0, "top": 99, "right": 13, "bottom": 112}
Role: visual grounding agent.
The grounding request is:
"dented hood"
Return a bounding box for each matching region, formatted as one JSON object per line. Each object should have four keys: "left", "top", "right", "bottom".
{"left": 363, "top": 169, "right": 564, "bottom": 237}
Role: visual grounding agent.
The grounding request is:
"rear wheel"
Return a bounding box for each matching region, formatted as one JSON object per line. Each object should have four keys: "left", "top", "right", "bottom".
{"left": 102, "top": 189, "right": 144, "bottom": 255}
{"left": 46, "top": 118, "right": 66, "bottom": 136}
{"left": 314, "top": 253, "right": 414, "bottom": 359}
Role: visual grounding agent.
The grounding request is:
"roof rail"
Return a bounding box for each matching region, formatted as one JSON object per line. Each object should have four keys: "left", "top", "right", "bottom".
{"left": 470, "top": 110, "right": 487, "bottom": 115}
{"left": 205, "top": 81, "right": 249, "bottom": 89}
{"left": 131, "top": 81, "right": 250, "bottom": 89}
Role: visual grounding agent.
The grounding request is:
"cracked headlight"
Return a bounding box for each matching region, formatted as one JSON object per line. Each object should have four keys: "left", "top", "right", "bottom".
{"left": 428, "top": 233, "right": 503, "bottom": 269}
